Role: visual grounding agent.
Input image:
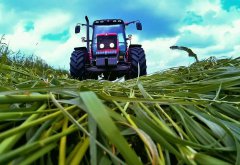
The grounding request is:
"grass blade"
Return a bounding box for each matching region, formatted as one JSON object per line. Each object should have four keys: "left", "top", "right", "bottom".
{"left": 80, "top": 91, "right": 142, "bottom": 165}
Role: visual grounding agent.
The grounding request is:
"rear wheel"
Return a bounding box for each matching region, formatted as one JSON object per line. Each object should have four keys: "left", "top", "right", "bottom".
{"left": 70, "top": 50, "right": 87, "bottom": 80}
{"left": 128, "top": 47, "right": 147, "bottom": 79}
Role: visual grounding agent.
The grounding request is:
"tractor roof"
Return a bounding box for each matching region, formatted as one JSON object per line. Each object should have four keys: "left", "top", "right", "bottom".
{"left": 93, "top": 19, "right": 124, "bottom": 25}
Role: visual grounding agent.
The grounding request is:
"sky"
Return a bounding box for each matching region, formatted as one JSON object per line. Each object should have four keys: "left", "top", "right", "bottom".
{"left": 0, "top": 0, "right": 240, "bottom": 73}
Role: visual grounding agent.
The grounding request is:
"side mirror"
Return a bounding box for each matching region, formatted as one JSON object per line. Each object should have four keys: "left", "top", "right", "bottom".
{"left": 136, "top": 22, "right": 142, "bottom": 30}
{"left": 75, "top": 25, "right": 80, "bottom": 34}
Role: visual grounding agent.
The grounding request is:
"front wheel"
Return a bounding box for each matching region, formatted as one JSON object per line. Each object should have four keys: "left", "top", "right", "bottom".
{"left": 128, "top": 47, "right": 147, "bottom": 79}
{"left": 70, "top": 50, "right": 87, "bottom": 80}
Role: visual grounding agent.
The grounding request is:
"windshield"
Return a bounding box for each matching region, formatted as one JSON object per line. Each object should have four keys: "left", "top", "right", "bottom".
{"left": 93, "top": 24, "right": 125, "bottom": 43}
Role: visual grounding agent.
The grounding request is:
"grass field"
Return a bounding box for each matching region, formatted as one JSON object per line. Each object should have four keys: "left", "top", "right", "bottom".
{"left": 0, "top": 38, "right": 239, "bottom": 165}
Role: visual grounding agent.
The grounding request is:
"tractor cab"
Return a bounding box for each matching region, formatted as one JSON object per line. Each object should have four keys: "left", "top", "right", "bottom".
{"left": 92, "top": 20, "right": 127, "bottom": 53}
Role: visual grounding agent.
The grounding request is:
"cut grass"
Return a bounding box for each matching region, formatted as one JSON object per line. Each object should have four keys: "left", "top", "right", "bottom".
{"left": 1, "top": 40, "right": 240, "bottom": 164}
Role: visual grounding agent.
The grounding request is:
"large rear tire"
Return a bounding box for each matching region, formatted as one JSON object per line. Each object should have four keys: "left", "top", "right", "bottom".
{"left": 70, "top": 50, "right": 87, "bottom": 80}
{"left": 128, "top": 47, "right": 147, "bottom": 79}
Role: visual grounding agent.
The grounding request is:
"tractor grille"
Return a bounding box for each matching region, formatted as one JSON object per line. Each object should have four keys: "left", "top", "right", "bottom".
{"left": 97, "top": 35, "right": 117, "bottom": 50}
{"left": 96, "top": 50, "right": 118, "bottom": 55}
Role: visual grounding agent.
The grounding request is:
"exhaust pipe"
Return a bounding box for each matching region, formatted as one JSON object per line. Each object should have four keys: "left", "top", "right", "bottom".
{"left": 85, "top": 16, "right": 90, "bottom": 52}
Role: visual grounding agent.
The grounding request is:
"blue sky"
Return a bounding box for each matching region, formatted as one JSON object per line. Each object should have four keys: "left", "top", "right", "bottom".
{"left": 0, "top": 0, "right": 240, "bottom": 73}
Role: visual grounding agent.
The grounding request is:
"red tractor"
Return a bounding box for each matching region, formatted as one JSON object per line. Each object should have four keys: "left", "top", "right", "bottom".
{"left": 70, "top": 16, "right": 147, "bottom": 80}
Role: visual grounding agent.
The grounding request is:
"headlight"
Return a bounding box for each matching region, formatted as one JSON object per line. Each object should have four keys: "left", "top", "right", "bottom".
{"left": 100, "top": 43, "right": 104, "bottom": 49}
{"left": 109, "top": 43, "right": 115, "bottom": 48}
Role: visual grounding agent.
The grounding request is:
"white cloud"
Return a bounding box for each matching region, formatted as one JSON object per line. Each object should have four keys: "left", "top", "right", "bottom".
{"left": 34, "top": 29, "right": 81, "bottom": 69}
{"left": 0, "top": 4, "right": 19, "bottom": 34}
{"left": 132, "top": 35, "right": 194, "bottom": 73}
{"left": 34, "top": 11, "right": 72, "bottom": 34}
{"left": 0, "top": 4, "right": 15, "bottom": 25}
{"left": 126, "top": 0, "right": 192, "bottom": 18}
{"left": 2, "top": 0, "right": 240, "bottom": 76}
{"left": 177, "top": 0, "right": 240, "bottom": 59}
{"left": 178, "top": 16, "right": 240, "bottom": 58}
{"left": 187, "top": 0, "right": 221, "bottom": 15}
{"left": 4, "top": 10, "right": 74, "bottom": 68}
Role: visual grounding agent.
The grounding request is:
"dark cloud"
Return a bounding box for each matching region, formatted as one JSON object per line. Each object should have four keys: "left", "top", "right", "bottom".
{"left": 72, "top": 0, "right": 192, "bottom": 40}
{"left": 42, "top": 29, "right": 70, "bottom": 42}
{"left": 2, "top": 0, "right": 191, "bottom": 40}
{"left": 3, "top": 0, "right": 75, "bottom": 12}
{"left": 124, "top": 13, "right": 180, "bottom": 39}
{"left": 0, "top": 24, "right": 14, "bottom": 34}
{"left": 24, "top": 21, "right": 35, "bottom": 32}
{"left": 221, "top": 0, "right": 240, "bottom": 11}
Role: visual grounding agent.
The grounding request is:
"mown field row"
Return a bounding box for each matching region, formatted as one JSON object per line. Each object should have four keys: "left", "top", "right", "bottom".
{"left": 0, "top": 40, "right": 240, "bottom": 164}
